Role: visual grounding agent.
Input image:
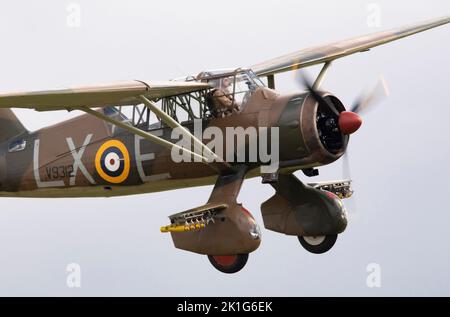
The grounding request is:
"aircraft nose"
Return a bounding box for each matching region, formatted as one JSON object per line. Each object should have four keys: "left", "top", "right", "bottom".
{"left": 338, "top": 111, "right": 362, "bottom": 135}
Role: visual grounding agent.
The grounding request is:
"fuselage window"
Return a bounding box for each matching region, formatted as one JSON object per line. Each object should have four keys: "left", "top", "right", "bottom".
{"left": 8, "top": 139, "right": 27, "bottom": 153}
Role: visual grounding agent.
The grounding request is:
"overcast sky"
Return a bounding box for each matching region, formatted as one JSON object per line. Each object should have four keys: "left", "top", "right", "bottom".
{"left": 0, "top": 0, "right": 449, "bottom": 296}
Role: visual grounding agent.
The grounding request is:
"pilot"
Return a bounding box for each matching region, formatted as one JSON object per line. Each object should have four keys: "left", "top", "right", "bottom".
{"left": 209, "top": 77, "right": 240, "bottom": 118}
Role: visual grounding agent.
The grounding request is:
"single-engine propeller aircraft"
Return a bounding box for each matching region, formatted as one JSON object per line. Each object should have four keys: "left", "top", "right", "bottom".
{"left": 0, "top": 17, "right": 448, "bottom": 273}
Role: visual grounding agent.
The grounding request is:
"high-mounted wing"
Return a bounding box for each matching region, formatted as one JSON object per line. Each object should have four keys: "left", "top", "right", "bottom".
{"left": 0, "top": 79, "right": 235, "bottom": 174}
{"left": 251, "top": 16, "right": 450, "bottom": 77}
{"left": 0, "top": 80, "right": 211, "bottom": 111}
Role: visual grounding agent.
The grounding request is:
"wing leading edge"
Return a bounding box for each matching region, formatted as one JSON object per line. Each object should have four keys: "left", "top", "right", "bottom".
{"left": 251, "top": 15, "right": 450, "bottom": 77}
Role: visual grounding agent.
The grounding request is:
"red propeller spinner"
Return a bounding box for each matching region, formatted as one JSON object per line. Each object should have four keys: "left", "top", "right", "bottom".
{"left": 338, "top": 111, "right": 362, "bottom": 135}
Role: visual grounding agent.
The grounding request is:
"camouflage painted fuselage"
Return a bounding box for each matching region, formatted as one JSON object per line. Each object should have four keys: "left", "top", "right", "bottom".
{"left": 0, "top": 87, "right": 347, "bottom": 198}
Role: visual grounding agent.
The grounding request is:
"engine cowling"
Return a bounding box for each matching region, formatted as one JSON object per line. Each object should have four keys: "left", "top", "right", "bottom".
{"left": 274, "top": 92, "right": 349, "bottom": 169}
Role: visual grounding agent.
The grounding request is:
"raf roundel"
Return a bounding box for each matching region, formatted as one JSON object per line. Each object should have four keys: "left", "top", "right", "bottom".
{"left": 95, "top": 140, "right": 130, "bottom": 184}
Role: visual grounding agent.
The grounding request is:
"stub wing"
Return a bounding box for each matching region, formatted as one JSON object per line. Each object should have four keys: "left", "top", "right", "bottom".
{"left": 160, "top": 203, "right": 229, "bottom": 233}
{"left": 251, "top": 16, "right": 450, "bottom": 77}
{"left": 0, "top": 80, "right": 210, "bottom": 111}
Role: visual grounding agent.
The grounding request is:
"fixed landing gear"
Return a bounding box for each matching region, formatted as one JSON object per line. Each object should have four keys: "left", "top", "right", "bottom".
{"left": 298, "top": 234, "right": 338, "bottom": 254}
{"left": 207, "top": 254, "right": 249, "bottom": 274}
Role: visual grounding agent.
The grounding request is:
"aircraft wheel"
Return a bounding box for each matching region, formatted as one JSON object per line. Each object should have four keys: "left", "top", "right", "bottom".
{"left": 298, "top": 234, "right": 337, "bottom": 254}
{"left": 207, "top": 254, "right": 249, "bottom": 274}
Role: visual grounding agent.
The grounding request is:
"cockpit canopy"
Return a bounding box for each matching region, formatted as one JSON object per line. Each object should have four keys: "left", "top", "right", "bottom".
{"left": 102, "top": 68, "right": 265, "bottom": 132}
{"left": 186, "top": 68, "right": 265, "bottom": 106}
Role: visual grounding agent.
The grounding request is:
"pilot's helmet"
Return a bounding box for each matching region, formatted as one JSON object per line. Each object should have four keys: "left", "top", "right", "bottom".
{"left": 221, "top": 77, "right": 233, "bottom": 88}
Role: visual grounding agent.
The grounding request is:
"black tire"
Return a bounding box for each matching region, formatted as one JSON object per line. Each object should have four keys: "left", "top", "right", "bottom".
{"left": 207, "top": 254, "right": 249, "bottom": 274}
{"left": 298, "top": 234, "right": 338, "bottom": 254}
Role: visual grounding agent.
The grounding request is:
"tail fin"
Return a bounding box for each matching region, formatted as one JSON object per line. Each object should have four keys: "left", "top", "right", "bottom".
{"left": 0, "top": 109, "right": 28, "bottom": 143}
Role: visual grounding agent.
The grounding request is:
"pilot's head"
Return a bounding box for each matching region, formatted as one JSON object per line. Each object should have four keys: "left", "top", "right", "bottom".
{"left": 222, "top": 77, "right": 233, "bottom": 88}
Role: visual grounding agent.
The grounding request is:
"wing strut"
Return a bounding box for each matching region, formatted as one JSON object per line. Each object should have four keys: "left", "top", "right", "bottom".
{"left": 138, "top": 96, "right": 224, "bottom": 164}
{"left": 77, "top": 106, "right": 206, "bottom": 160}
{"left": 77, "top": 98, "right": 234, "bottom": 175}
{"left": 313, "top": 61, "right": 332, "bottom": 90}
